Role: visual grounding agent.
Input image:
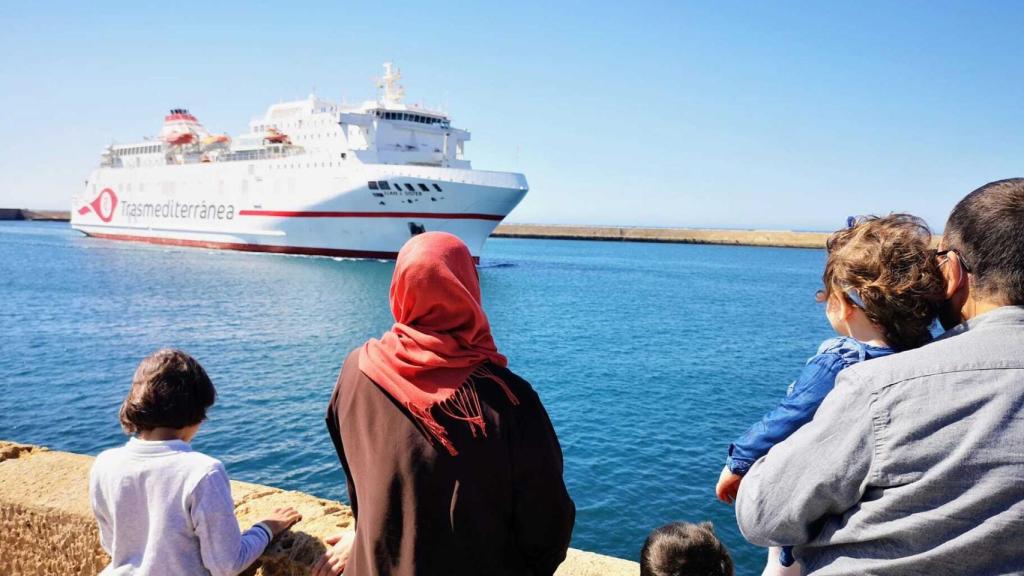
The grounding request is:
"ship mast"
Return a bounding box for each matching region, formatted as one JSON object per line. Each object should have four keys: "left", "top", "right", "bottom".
{"left": 377, "top": 62, "right": 405, "bottom": 105}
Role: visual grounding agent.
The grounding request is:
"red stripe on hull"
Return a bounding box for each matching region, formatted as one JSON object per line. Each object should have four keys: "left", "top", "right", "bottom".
{"left": 238, "top": 210, "right": 505, "bottom": 221}
{"left": 86, "top": 232, "right": 401, "bottom": 260}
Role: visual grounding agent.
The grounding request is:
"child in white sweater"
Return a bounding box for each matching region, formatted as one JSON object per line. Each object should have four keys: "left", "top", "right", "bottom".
{"left": 90, "top": 349, "right": 302, "bottom": 576}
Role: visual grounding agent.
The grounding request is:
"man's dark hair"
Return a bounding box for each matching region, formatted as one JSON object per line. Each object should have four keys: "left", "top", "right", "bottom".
{"left": 119, "top": 349, "right": 216, "bottom": 433}
{"left": 640, "top": 522, "right": 734, "bottom": 576}
{"left": 945, "top": 178, "right": 1024, "bottom": 304}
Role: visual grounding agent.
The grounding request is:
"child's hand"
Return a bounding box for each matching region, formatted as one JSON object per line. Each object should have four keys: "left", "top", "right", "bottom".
{"left": 715, "top": 466, "right": 743, "bottom": 505}
{"left": 311, "top": 530, "right": 356, "bottom": 576}
{"left": 261, "top": 507, "right": 303, "bottom": 537}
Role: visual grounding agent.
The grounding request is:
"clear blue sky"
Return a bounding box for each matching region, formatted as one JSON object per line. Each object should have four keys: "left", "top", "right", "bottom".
{"left": 1, "top": 1, "right": 1020, "bottom": 231}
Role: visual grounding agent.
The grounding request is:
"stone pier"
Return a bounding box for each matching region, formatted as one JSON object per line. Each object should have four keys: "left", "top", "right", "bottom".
{"left": 0, "top": 441, "right": 638, "bottom": 576}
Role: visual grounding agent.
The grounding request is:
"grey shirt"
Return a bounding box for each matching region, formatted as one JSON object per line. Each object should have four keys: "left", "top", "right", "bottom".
{"left": 736, "top": 305, "right": 1024, "bottom": 575}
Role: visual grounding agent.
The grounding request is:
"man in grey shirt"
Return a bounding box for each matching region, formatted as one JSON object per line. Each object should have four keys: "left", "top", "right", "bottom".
{"left": 736, "top": 178, "right": 1024, "bottom": 575}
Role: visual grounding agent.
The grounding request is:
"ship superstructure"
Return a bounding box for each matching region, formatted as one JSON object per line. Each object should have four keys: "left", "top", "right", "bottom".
{"left": 72, "top": 63, "right": 528, "bottom": 259}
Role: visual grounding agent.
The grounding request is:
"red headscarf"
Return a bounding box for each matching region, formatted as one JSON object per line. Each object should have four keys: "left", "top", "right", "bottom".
{"left": 359, "top": 232, "right": 516, "bottom": 455}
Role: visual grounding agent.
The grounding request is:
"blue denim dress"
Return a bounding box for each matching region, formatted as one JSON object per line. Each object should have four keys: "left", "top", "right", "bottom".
{"left": 726, "top": 336, "right": 894, "bottom": 567}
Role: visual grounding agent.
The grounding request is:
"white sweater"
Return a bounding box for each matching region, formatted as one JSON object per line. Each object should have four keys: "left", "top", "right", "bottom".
{"left": 89, "top": 438, "right": 271, "bottom": 576}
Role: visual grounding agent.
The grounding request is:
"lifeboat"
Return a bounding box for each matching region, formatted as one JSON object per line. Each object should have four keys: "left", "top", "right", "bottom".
{"left": 164, "top": 131, "right": 196, "bottom": 146}
{"left": 264, "top": 127, "right": 291, "bottom": 145}
{"left": 201, "top": 134, "right": 231, "bottom": 148}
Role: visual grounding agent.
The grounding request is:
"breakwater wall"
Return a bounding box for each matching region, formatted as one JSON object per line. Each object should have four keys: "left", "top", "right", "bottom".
{"left": 492, "top": 223, "right": 830, "bottom": 249}
{"left": 0, "top": 440, "right": 638, "bottom": 576}
{"left": 0, "top": 209, "right": 71, "bottom": 221}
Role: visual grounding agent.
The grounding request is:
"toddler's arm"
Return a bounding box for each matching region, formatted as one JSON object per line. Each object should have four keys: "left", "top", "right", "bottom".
{"left": 190, "top": 463, "right": 300, "bottom": 576}
{"left": 727, "top": 353, "right": 846, "bottom": 474}
{"left": 735, "top": 369, "right": 875, "bottom": 546}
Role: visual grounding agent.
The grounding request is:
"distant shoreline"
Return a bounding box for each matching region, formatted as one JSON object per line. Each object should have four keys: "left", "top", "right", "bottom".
{"left": 0, "top": 208, "right": 71, "bottom": 222}
{"left": 1, "top": 209, "right": 828, "bottom": 249}
{"left": 491, "top": 223, "right": 828, "bottom": 249}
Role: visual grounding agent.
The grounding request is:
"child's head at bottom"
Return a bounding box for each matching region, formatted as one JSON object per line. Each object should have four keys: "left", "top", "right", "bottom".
{"left": 119, "top": 348, "right": 216, "bottom": 441}
{"left": 640, "top": 522, "right": 734, "bottom": 576}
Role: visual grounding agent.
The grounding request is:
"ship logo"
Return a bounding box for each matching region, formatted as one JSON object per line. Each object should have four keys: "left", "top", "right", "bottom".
{"left": 78, "top": 188, "right": 118, "bottom": 222}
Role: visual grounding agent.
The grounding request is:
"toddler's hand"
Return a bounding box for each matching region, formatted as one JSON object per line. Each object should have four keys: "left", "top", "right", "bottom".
{"left": 312, "top": 531, "right": 356, "bottom": 576}
{"left": 715, "top": 466, "right": 743, "bottom": 505}
{"left": 261, "top": 507, "right": 302, "bottom": 537}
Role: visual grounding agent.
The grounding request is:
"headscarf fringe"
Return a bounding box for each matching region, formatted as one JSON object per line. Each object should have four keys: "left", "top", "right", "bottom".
{"left": 407, "top": 365, "right": 520, "bottom": 457}
{"left": 471, "top": 364, "right": 520, "bottom": 406}
{"left": 409, "top": 403, "right": 459, "bottom": 456}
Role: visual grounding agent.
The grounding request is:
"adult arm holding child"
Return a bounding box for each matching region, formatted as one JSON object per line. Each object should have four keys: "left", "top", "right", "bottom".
{"left": 733, "top": 369, "right": 874, "bottom": 547}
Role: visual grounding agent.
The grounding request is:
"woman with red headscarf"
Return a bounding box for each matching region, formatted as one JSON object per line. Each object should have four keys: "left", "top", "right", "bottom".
{"left": 314, "top": 232, "right": 575, "bottom": 576}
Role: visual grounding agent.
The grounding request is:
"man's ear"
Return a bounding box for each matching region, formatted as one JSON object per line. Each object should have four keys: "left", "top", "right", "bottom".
{"left": 943, "top": 252, "right": 966, "bottom": 300}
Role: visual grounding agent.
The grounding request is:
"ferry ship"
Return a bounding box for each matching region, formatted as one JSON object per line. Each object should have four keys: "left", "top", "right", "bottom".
{"left": 71, "top": 64, "right": 528, "bottom": 259}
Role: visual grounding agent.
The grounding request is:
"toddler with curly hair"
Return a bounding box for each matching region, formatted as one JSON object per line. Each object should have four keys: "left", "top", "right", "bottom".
{"left": 714, "top": 214, "right": 946, "bottom": 575}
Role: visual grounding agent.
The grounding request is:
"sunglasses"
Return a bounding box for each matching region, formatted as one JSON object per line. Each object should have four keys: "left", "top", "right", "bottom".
{"left": 814, "top": 287, "right": 866, "bottom": 309}
{"left": 936, "top": 248, "right": 972, "bottom": 274}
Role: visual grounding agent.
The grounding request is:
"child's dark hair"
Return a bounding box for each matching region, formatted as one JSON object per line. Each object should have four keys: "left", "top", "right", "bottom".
{"left": 119, "top": 349, "right": 216, "bottom": 434}
{"left": 823, "top": 214, "right": 945, "bottom": 351}
{"left": 640, "top": 522, "right": 734, "bottom": 576}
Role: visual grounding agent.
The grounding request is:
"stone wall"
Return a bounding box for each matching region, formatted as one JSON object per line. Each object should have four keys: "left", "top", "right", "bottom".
{"left": 0, "top": 441, "right": 638, "bottom": 575}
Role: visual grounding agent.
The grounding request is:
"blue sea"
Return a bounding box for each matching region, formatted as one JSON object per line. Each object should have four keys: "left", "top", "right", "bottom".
{"left": 0, "top": 221, "right": 834, "bottom": 573}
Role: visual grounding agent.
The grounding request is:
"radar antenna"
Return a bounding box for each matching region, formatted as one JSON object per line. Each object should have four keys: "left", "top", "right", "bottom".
{"left": 376, "top": 62, "right": 405, "bottom": 105}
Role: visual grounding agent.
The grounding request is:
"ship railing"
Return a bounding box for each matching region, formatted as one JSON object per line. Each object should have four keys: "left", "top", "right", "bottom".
{"left": 148, "top": 146, "right": 306, "bottom": 166}
{"left": 216, "top": 147, "right": 305, "bottom": 163}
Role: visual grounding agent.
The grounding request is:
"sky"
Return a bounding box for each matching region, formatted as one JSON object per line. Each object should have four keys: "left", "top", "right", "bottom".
{"left": 1, "top": 1, "right": 1021, "bottom": 231}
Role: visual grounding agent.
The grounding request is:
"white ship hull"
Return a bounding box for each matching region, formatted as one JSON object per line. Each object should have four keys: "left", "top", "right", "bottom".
{"left": 72, "top": 64, "right": 528, "bottom": 259}
{"left": 72, "top": 162, "right": 527, "bottom": 259}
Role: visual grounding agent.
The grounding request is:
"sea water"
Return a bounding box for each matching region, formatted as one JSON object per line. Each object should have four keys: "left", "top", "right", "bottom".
{"left": 0, "top": 221, "right": 833, "bottom": 573}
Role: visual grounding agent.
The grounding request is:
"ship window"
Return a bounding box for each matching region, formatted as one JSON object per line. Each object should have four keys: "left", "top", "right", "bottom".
{"left": 418, "top": 183, "right": 430, "bottom": 192}
{"left": 368, "top": 181, "right": 379, "bottom": 189}
{"left": 379, "top": 181, "right": 390, "bottom": 190}
{"left": 432, "top": 183, "right": 443, "bottom": 192}
{"left": 404, "top": 183, "right": 414, "bottom": 191}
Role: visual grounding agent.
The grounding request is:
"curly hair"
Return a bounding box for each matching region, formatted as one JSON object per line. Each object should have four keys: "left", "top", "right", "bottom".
{"left": 822, "top": 214, "right": 945, "bottom": 351}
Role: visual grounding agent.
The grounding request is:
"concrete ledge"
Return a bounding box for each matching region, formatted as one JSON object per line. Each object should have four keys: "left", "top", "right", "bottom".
{"left": 493, "top": 223, "right": 829, "bottom": 249}
{"left": 0, "top": 441, "right": 638, "bottom": 575}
